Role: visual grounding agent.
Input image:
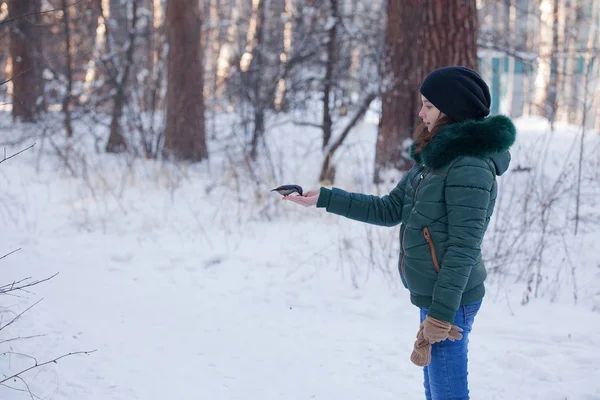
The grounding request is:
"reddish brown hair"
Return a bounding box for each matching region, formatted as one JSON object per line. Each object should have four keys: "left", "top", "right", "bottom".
{"left": 412, "top": 114, "right": 453, "bottom": 154}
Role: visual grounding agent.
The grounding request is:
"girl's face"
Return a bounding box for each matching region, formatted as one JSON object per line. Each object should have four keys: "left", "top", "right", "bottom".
{"left": 419, "top": 96, "right": 441, "bottom": 131}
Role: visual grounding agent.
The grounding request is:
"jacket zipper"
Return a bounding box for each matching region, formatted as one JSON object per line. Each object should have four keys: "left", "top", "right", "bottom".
{"left": 400, "top": 227, "right": 407, "bottom": 281}
{"left": 422, "top": 227, "right": 441, "bottom": 272}
{"left": 414, "top": 172, "right": 424, "bottom": 202}
{"left": 401, "top": 172, "right": 426, "bottom": 281}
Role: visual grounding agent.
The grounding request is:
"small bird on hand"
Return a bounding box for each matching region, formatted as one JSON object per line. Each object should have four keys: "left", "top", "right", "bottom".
{"left": 271, "top": 184, "right": 303, "bottom": 196}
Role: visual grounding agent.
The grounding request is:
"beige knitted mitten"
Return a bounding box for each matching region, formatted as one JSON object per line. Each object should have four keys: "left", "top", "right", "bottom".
{"left": 410, "top": 335, "right": 431, "bottom": 367}
{"left": 410, "top": 318, "right": 463, "bottom": 367}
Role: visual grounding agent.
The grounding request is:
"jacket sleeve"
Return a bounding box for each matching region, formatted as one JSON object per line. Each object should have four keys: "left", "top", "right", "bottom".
{"left": 315, "top": 173, "right": 409, "bottom": 227}
{"left": 427, "top": 157, "right": 494, "bottom": 323}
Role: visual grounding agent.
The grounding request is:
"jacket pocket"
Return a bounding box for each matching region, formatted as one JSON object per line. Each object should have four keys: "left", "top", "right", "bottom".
{"left": 422, "top": 227, "right": 440, "bottom": 272}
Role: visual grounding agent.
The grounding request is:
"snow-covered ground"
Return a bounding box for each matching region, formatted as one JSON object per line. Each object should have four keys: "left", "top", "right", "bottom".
{"left": 1, "top": 112, "right": 599, "bottom": 399}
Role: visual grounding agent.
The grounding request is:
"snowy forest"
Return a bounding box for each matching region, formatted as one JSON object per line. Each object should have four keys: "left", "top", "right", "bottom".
{"left": 1, "top": 0, "right": 600, "bottom": 399}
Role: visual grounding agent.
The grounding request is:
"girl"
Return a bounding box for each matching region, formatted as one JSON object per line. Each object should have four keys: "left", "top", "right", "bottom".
{"left": 284, "top": 66, "right": 516, "bottom": 400}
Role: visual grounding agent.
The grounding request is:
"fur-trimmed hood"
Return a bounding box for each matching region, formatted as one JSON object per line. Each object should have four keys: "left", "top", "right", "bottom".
{"left": 410, "top": 115, "right": 517, "bottom": 175}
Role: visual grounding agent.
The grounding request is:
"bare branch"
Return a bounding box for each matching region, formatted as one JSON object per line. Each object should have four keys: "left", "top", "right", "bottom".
{"left": 0, "top": 144, "right": 36, "bottom": 165}
{"left": 1, "top": 380, "right": 41, "bottom": 400}
{"left": 0, "top": 299, "right": 42, "bottom": 332}
{"left": 0, "top": 334, "right": 47, "bottom": 345}
{"left": 3, "top": 351, "right": 39, "bottom": 364}
{"left": 0, "top": 0, "right": 88, "bottom": 27}
{"left": 0, "top": 248, "right": 22, "bottom": 261}
{"left": 0, "top": 350, "right": 97, "bottom": 385}
{"left": 13, "top": 376, "right": 38, "bottom": 400}
{"left": 0, "top": 273, "right": 59, "bottom": 296}
{"left": 326, "top": 93, "right": 377, "bottom": 155}
{"left": 292, "top": 122, "right": 325, "bottom": 130}
{"left": 0, "top": 55, "right": 59, "bottom": 87}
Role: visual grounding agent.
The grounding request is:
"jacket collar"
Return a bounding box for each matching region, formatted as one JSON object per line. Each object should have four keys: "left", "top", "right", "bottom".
{"left": 410, "top": 115, "right": 516, "bottom": 173}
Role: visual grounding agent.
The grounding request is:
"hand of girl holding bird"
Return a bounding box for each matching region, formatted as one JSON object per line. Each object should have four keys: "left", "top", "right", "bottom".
{"left": 270, "top": 184, "right": 320, "bottom": 207}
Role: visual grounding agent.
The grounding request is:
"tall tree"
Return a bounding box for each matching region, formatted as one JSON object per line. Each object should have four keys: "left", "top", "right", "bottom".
{"left": 375, "top": 0, "right": 478, "bottom": 182}
{"left": 8, "top": 0, "right": 45, "bottom": 122}
{"left": 163, "top": 0, "right": 207, "bottom": 161}
{"left": 105, "top": 0, "right": 141, "bottom": 153}
{"left": 247, "top": 0, "right": 267, "bottom": 160}
{"left": 533, "top": 0, "right": 560, "bottom": 127}
{"left": 109, "top": 0, "right": 130, "bottom": 51}
{"left": 61, "top": 0, "right": 74, "bottom": 138}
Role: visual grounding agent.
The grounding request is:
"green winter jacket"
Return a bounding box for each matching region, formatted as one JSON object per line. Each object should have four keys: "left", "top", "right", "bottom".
{"left": 316, "top": 115, "right": 516, "bottom": 323}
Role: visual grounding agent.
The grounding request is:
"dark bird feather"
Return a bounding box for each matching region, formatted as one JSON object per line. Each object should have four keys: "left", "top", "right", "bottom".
{"left": 270, "top": 184, "right": 303, "bottom": 196}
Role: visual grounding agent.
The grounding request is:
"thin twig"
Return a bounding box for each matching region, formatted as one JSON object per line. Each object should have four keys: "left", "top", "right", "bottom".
{"left": 0, "top": 350, "right": 97, "bottom": 385}
{"left": 0, "top": 55, "right": 59, "bottom": 87}
{"left": 292, "top": 121, "right": 325, "bottom": 130}
{"left": 0, "top": 334, "right": 47, "bottom": 345}
{"left": 13, "top": 376, "right": 38, "bottom": 400}
{"left": 0, "top": 273, "right": 59, "bottom": 296}
{"left": 0, "top": 0, "right": 88, "bottom": 27}
{"left": 0, "top": 144, "right": 36, "bottom": 165}
{"left": 0, "top": 248, "right": 22, "bottom": 261}
{"left": 0, "top": 299, "right": 42, "bottom": 332}
{"left": 2, "top": 351, "right": 39, "bottom": 364}
{"left": 0, "top": 382, "right": 41, "bottom": 400}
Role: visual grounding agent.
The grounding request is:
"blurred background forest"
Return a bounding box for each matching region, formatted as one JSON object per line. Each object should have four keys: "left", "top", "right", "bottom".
{"left": 1, "top": 0, "right": 598, "bottom": 183}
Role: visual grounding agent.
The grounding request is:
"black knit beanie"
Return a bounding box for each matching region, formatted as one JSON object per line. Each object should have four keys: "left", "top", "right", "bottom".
{"left": 419, "top": 66, "right": 491, "bottom": 123}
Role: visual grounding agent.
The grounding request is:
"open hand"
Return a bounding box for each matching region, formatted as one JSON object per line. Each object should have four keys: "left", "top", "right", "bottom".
{"left": 282, "top": 189, "right": 320, "bottom": 207}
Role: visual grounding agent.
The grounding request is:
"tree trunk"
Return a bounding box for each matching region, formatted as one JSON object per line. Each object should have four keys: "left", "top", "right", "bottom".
{"left": 375, "top": 0, "right": 478, "bottom": 183}
{"left": 584, "top": 0, "right": 600, "bottom": 131}
{"left": 274, "top": 0, "right": 293, "bottom": 111}
{"left": 62, "top": 0, "right": 74, "bottom": 138}
{"left": 204, "top": 0, "right": 220, "bottom": 102}
{"left": 8, "top": 0, "right": 45, "bottom": 122}
{"left": 81, "top": 0, "right": 106, "bottom": 103}
{"left": 522, "top": 0, "right": 538, "bottom": 117}
{"left": 319, "top": 93, "right": 376, "bottom": 183}
{"left": 322, "top": 0, "right": 338, "bottom": 150}
{"left": 109, "top": 0, "right": 129, "bottom": 49}
{"left": 106, "top": 0, "right": 141, "bottom": 153}
{"left": 247, "top": 0, "right": 286, "bottom": 159}
{"left": 559, "top": 0, "right": 578, "bottom": 125}
{"left": 248, "top": 0, "right": 266, "bottom": 160}
{"left": 533, "top": 0, "right": 560, "bottom": 125}
{"left": 504, "top": 0, "right": 516, "bottom": 116}
{"left": 265, "top": 0, "right": 285, "bottom": 110}
{"left": 163, "top": 0, "right": 207, "bottom": 162}
{"left": 547, "top": 0, "right": 561, "bottom": 128}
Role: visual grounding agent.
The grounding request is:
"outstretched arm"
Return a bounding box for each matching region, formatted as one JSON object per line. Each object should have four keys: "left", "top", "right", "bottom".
{"left": 313, "top": 174, "right": 409, "bottom": 227}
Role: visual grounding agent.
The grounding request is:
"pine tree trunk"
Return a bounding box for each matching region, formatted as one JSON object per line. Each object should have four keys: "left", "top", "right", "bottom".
{"left": 375, "top": 0, "right": 478, "bottom": 182}
{"left": 8, "top": 0, "right": 45, "bottom": 122}
{"left": 163, "top": 0, "right": 207, "bottom": 162}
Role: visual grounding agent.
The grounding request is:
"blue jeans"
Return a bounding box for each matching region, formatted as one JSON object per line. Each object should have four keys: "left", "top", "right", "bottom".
{"left": 420, "top": 299, "right": 483, "bottom": 400}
